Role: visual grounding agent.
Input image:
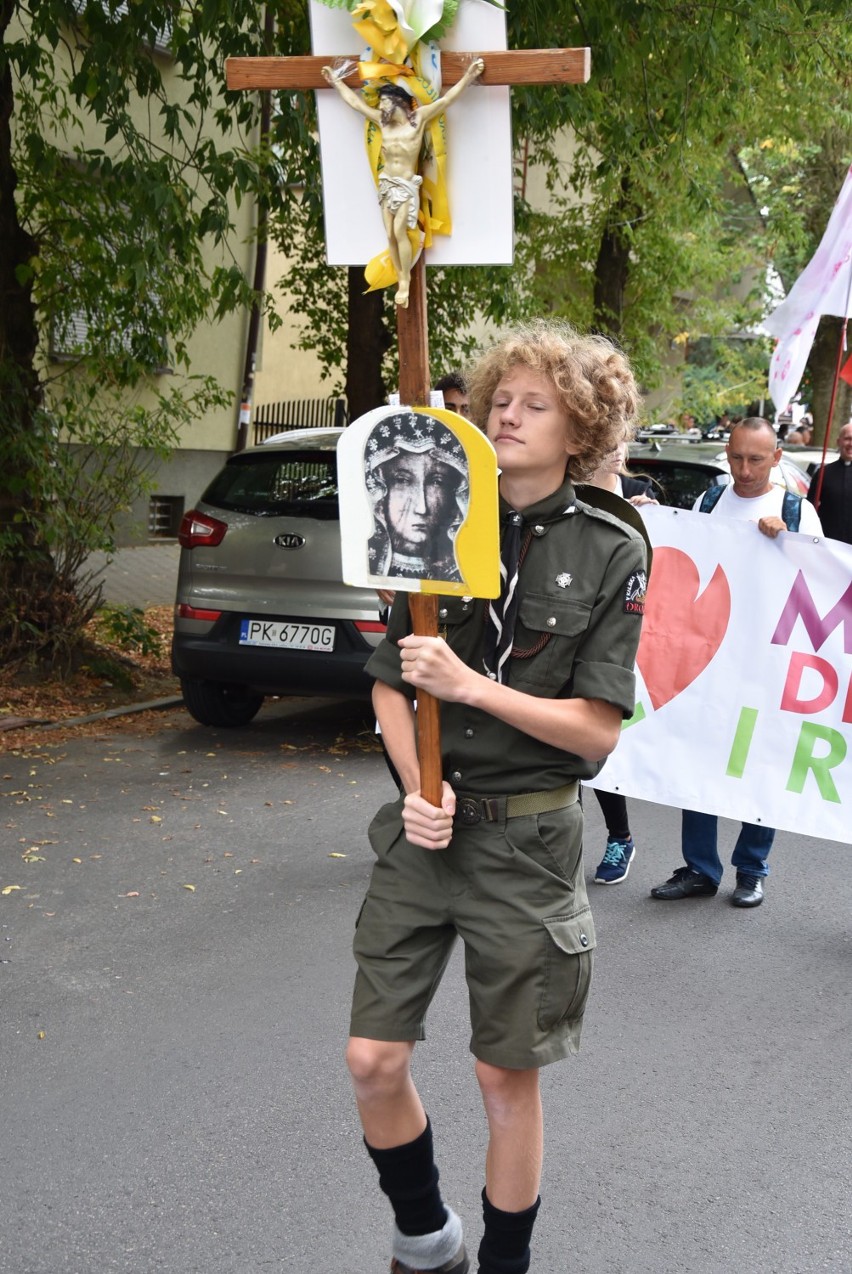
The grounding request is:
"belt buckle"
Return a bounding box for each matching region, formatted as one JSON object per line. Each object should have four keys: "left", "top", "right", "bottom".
{"left": 457, "top": 797, "right": 481, "bottom": 826}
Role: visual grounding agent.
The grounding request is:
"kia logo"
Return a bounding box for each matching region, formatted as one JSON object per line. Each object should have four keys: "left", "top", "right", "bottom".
{"left": 274, "top": 533, "right": 306, "bottom": 549}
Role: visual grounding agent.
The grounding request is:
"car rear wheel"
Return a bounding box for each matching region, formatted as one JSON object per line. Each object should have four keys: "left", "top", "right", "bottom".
{"left": 180, "top": 678, "right": 264, "bottom": 727}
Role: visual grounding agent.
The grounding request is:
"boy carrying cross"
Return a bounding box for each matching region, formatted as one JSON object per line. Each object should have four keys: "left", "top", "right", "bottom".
{"left": 347, "top": 320, "right": 648, "bottom": 1273}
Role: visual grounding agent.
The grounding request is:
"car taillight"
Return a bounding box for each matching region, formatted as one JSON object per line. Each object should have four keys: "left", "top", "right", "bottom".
{"left": 354, "top": 620, "right": 387, "bottom": 634}
{"left": 178, "top": 509, "right": 227, "bottom": 548}
{"left": 176, "top": 603, "right": 223, "bottom": 622}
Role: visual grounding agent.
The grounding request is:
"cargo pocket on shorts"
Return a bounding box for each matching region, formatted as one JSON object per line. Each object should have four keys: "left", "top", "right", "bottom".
{"left": 367, "top": 797, "right": 405, "bottom": 859}
{"left": 539, "top": 907, "right": 596, "bottom": 1030}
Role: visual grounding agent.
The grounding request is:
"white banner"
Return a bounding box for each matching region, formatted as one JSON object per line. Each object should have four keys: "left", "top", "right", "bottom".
{"left": 764, "top": 162, "right": 852, "bottom": 414}
{"left": 589, "top": 506, "right": 852, "bottom": 844}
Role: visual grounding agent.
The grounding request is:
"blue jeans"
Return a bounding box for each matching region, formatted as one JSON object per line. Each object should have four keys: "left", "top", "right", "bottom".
{"left": 681, "top": 810, "right": 774, "bottom": 885}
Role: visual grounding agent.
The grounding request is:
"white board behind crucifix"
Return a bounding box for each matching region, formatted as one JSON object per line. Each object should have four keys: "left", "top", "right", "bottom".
{"left": 309, "top": 0, "right": 513, "bottom": 267}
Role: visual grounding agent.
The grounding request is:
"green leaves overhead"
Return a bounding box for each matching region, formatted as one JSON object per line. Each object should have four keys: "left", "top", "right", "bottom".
{"left": 498, "top": 0, "right": 852, "bottom": 408}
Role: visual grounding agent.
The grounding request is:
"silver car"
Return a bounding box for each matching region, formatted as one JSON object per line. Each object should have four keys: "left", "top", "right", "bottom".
{"left": 171, "top": 427, "right": 385, "bottom": 727}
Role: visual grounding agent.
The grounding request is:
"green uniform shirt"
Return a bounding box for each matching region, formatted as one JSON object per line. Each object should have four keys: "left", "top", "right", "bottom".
{"left": 366, "top": 475, "right": 647, "bottom": 795}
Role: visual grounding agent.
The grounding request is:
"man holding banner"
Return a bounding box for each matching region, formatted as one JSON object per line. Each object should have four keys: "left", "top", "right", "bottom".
{"left": 346, "top": 321, "right": 647, "bottom": 1274}
{"left": 651, "top": 417, "right": 823, "bottom": 908}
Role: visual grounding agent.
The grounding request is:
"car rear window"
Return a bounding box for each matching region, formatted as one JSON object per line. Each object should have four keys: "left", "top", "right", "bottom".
{"left": 201, "top": 450, "right": 339, "bottom": 519}
{"left": 627, "top": 458, "right": 725, "bottom": 509}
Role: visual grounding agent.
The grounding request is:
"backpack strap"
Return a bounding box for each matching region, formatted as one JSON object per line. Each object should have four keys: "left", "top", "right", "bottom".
{"left": 700, "top": 482, "right": 803, "bottom": 529}
{"left": 782, "top": 490, "right": 802, "bottom": 532}
{"left": 698, "top": 483, "right": 726, "bottom": 513}
{"left": 573, "top": 484, "right": 653, "bottom": 575}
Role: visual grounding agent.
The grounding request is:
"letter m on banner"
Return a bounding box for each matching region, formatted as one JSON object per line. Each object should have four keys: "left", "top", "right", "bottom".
{"left": 771, "top": 572, "right": 852, "bottom": 654}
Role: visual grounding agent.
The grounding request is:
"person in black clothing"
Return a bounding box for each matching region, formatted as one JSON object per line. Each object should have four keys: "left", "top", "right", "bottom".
{"left": 807, "top": 422, "right": 852, "bottom": 544}
{"left": 582, "top": 437, "right": 656, "bottom": 884}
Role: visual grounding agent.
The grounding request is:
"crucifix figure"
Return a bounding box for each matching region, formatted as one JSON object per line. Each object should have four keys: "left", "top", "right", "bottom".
{"left": 320, "top": 57, "right": 485, "bottom": 307}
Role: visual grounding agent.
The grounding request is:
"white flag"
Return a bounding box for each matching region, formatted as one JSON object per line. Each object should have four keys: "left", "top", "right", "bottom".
{"left": 764, "top": 163, "right": 852, "bottom": 414}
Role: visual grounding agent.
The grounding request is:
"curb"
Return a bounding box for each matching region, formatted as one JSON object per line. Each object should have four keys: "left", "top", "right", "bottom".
{"left": 0, "top": 696, "right": 185, "bottom": 733}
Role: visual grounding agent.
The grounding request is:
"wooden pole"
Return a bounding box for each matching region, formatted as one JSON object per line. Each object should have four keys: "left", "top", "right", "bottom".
{"left": 395, "top": 257, "right": 443, "bottom": 807}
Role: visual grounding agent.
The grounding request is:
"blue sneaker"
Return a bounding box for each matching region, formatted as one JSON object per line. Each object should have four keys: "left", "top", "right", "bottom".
{"left": 594, "top": 836, "right": 636, "bottom": 884}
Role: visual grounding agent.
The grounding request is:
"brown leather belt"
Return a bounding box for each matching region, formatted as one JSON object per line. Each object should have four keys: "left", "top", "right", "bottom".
{"left": 454, "top": 781, "right": 580, "bottom": 827}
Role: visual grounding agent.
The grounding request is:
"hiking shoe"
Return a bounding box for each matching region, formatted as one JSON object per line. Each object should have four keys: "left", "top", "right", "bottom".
{"left": 594, "top": 836, "right": 636, "bottom": 884}
{"left": 390, "top": 1246, "right": 469, "bottom": 1274}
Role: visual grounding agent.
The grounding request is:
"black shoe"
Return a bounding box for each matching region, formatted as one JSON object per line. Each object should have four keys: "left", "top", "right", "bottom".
{"left": 731, "top": 874, "right": 764, "bottom": 907}
{"left": 651, "top": 866, "right": 718, "bottom": 899}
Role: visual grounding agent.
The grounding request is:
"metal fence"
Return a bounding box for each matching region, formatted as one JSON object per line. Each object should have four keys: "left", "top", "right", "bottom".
{"left": 252, "top": 397, "right": 348, "bottom": 445}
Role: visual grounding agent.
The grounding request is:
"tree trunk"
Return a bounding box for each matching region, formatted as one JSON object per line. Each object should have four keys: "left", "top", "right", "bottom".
{"left": 807, "top": 315, "right": 852, "bottom": 447}
{"left": 0, "top": 8, "right": 40, "bottom": 504}
{"left": 593, "top": 175, "right": 637, "bottom": 340}
{"left": 0, "top": 9, "right": 58, "bottom": 655}
{"left": 345, "top": 267, "right": 391, "bottom": 419}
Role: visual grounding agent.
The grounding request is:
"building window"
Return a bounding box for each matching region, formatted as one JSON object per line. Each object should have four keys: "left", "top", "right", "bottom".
{"left": 50, "top": 306, "right": 173, "bottom": 373}
{"left": 148, "top": 495, "right": 184, "bottom": 539}
{"left": 69, "top": 0, "right": 173, "bottom": 57}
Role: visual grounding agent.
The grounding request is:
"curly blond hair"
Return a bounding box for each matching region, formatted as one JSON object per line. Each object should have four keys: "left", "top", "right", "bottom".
{"left": 467, "top": 319, "right": 640, "bottom": 482}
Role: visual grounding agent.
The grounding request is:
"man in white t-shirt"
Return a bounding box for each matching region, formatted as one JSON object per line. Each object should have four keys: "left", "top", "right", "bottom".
{"left": 689, "top": 418, "right": 823, "bottom": 535}
{"left": 652, "top": 417, "right": 823, "bottom": 908}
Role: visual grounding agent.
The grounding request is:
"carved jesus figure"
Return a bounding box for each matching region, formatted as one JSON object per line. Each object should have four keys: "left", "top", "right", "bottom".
{"left": 321, "top": 58, "right": 485, "bottom": 307}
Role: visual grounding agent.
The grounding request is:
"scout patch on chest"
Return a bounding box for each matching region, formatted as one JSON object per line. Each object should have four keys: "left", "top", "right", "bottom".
{"left": 623, "top": 570, "right": 647, "bottom": 615}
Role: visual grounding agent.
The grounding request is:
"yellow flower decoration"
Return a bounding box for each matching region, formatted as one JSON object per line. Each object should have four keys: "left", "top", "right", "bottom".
{"left": 352, "top": 0, "right": 409, "bottom": 64}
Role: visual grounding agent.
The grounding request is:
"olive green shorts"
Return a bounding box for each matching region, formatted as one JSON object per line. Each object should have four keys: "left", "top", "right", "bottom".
{"left": 350, "top": 793, "right": 596, "bottom": 1069}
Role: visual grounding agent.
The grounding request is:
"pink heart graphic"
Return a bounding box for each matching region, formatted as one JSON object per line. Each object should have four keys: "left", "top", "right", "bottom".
{"left": 636, "top": 547, "right": 731, "bottom": 710}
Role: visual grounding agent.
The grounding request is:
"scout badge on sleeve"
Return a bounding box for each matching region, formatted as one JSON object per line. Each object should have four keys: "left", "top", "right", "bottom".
{"left": 338, "top": 405, "right": 499, "bottom": 801}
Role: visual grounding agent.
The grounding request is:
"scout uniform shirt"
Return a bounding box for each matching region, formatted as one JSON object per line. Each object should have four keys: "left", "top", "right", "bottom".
{"left": 366, "top": 474, "right": 648, "bottom": 796}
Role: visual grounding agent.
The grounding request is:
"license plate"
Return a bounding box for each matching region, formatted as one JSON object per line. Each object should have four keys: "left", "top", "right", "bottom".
{"left": 239, "top": 619, "right": 335, "bottom": 651}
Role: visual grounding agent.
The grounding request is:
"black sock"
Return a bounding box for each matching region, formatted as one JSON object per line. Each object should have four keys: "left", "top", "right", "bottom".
{"left": 364, "top": 1118, "right": 448, "bottom": 1237}
{"left": 477, "top": 1189, "right": 541, "bottom": 1274}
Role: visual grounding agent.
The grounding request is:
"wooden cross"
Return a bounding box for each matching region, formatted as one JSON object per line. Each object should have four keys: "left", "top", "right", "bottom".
{"left": 226, "top": 45, "right": 590, "bottom": 406}
{"left": 227, "top": 37, "right": 590, "bottom": 802}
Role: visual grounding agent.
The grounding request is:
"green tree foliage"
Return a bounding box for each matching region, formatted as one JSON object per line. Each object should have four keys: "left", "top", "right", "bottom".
{"left": 5, "top": 0, "right": 852, "bottom": 672}
{"left": 509, "top": 2, "right": 852, "bottom": 410}
{"left": 1, "top": 0, "right": 297, "bottom": 664}
{"left": 272, "top": 1, "right": 852, "bottom": 420}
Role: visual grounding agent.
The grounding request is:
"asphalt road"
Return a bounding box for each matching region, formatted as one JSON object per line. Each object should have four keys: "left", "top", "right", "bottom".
{"left": 1, "top": 698, "right": 850, "bottom": 1274}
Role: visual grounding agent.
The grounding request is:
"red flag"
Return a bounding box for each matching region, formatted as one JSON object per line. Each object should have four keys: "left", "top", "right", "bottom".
{"left": 840, "top": 353, "right": 852, "bottom": 386}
